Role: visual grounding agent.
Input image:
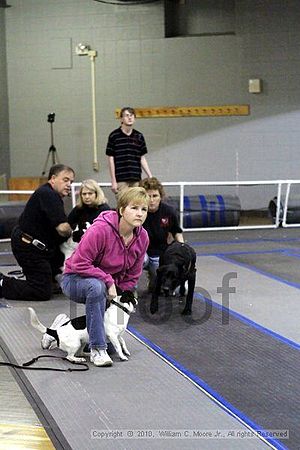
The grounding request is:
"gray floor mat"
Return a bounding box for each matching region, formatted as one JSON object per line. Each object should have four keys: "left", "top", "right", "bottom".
{"left": 222, "top": 252, "right": 300, "bottom": 285}
{"left": 129, "top": 292, "right": 299, "bottom": 449}
{"left": 0, "top": 306, "right": 269, "bottom": 450}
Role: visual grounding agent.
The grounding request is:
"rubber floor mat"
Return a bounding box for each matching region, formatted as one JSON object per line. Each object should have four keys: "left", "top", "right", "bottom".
{"left": 130, "top": 292, "right": 299, "bottom": 449}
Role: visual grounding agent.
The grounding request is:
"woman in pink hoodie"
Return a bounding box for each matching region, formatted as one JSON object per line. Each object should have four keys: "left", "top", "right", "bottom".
{"left": 60, "top": 187, "right": 149, "bottom": 367}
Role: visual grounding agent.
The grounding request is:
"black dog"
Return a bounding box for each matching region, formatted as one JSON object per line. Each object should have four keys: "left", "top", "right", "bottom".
{"left": 150, "top": 242, "right": 196, "bottom": 315}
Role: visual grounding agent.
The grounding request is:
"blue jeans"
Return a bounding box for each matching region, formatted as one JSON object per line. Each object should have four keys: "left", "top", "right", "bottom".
{"left": 143, "top": 254, "right": 159, "bottom": 289}
{"left": 61, "top": 274, "right": 107, "bottom": 350}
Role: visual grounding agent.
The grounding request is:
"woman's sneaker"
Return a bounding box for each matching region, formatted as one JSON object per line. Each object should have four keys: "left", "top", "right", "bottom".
{"left": 41, "top": 313, "right": 69, "bottom": 349}
{"left": 90, "top": 349, "right": 113, "bottom": 367}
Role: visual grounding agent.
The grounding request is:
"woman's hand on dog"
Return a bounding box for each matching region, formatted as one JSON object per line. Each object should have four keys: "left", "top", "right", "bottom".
{"left": 107, "top": 283, "right": 117, "bottom": 301}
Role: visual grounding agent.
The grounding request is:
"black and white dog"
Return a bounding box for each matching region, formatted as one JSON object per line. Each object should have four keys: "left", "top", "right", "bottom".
{"left": 150, "top": 242, "right": 196, "bottom": 316}
{"left": 28, "top": 291, "right": 138, "bottom": 362}
{"left": 59, "top": 223, "right": 91, "bottom": 270}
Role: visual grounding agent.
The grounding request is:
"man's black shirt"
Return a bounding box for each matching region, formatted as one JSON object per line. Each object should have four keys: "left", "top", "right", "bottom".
{"left": 18, "top": 183, "right": 67, "bottom": 250}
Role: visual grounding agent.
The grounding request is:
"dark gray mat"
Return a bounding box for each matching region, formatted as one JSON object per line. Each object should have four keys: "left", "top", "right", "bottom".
{"left": 0, "top": 307, "right": 269, "bottom": 450}
{"left": 129, "top": 292, "right": 299, "bottom": 449}
{"left": 222, "top": 252, "right": 300, "bottom": 286}
{"left": 220, "top": 250, "right": 300, "bottom": 287}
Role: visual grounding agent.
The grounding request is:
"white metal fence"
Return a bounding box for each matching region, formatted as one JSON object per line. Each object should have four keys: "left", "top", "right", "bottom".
{"left": 1, "top": 180, "right": 300, "bottom": 244}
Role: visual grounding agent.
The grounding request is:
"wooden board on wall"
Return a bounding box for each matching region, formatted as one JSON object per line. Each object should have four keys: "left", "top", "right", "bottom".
{"left": 8, "top": 177, "right": 47, "bottom": 201}
{"left": 115, "top": 105, "right": 250, "bottom": 118}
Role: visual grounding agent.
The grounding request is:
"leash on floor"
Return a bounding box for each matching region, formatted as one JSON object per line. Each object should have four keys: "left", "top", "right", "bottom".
{"left": 0, "top": 354, "right": 89, "bottom": 372}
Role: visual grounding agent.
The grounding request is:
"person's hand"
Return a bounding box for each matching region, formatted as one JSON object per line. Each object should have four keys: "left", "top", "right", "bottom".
{"left": 111, "top": 181, "right": 118, "bottom": 194}
{"left": 107, "top": 284, "right": 117, "bottom": 300}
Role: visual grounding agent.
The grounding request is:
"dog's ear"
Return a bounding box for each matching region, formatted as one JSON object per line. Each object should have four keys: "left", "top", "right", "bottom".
{"left": 120, "top": 290, "right": 136, "bottom": 304}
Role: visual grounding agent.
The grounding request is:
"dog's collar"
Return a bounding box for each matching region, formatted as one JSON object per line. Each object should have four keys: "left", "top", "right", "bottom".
{"left": 110, "top": 299, "right": 132, "bottom": 315}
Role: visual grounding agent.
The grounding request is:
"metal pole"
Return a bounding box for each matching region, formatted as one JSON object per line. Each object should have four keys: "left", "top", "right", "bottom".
{"left": 89, "top": 51, "right": 99, "bottom": 172}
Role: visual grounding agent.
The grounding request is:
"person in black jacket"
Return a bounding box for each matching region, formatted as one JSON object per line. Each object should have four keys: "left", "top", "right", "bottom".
{"left": 68, "top": 179, "right": 110, "bottom": 242}
{"left": 0, "top": 164, "right": 74, "bottom": 301}
{"left": 140, "top": 177, "right": 184, "bottom": 292}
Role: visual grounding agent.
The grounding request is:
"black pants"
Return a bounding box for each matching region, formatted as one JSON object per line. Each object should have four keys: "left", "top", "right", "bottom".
{"left": 2, "top": 227, "right": 63, "bottom": 301}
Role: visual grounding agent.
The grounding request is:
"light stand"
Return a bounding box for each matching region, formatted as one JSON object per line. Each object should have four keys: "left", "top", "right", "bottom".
{"left": 42, "top": 113, "right": 60, "bottom": 176}
{"left": 76, "top": 43, "right": 99, "bottom": 172}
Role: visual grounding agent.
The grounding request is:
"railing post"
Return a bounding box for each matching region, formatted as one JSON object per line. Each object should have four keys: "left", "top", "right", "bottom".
{"left": 282, "top": 182, "right": 291, "bottom": 227}
{"left": 179, "top": 183, "right": 184, "bottom": 229}
{"left": 275, "top": 182, "right": 282, "bottom": 228}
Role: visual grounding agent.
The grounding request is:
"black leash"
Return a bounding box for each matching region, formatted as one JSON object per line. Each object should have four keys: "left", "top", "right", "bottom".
{"left": 110, "top": 298, "right": 131, "bottom": 315}
{"left": 0, "top": 354, "right": 89, "bottom": 372}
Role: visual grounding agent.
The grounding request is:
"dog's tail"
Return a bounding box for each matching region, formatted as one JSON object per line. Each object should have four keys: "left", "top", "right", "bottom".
{"left": 28, "top": 307, "right": 47, "bottom": 334}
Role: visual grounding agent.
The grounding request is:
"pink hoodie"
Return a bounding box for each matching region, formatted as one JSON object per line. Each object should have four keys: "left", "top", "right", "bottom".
{"left": 64, "top": 210, "right": 149, "bottom": 290}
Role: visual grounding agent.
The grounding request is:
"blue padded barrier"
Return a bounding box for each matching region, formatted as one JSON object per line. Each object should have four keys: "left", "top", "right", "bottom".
{"left": 268, "top": 195, "right": 300, "bottom": 225}
{"left": 166, "top": 194, "right": 241, "bottom": 228}
{"left": 0, "top": 202, "right": 26, "bottom": 238}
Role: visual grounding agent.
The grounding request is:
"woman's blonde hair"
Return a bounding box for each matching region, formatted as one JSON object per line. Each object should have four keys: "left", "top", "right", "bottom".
{"left": 77, "top": 179, "right": 107, "bottom": 208}
{"left": 117, "top": 187, "right": 149, "bottom": 213}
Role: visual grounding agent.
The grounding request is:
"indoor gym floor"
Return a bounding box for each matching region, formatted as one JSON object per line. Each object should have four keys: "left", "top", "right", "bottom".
{"left": 0, "top": 227, "right": 300, "bottom": 449}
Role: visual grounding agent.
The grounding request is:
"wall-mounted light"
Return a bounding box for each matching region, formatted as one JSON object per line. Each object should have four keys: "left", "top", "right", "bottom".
{"left": 249, "top": 79, "right": 262, "bottom": 94}
{"left": 76, "top": 43, "right": 99, "bottom": 171}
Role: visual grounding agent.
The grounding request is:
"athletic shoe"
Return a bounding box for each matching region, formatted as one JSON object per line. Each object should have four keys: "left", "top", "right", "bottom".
{"left": 41, "top": 313, "right": 69, "bottom": 349}
{"left": 90, "top": 349, "right": 113, "bottom": 367}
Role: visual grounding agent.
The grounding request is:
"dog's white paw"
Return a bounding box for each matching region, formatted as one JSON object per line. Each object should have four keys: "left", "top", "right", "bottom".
{"left": 119, "top": 355, "right": 129, "bottom": 361}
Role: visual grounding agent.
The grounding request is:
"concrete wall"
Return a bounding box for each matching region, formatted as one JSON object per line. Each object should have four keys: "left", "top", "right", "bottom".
{"left": 3, "top": 0, "right": 300, "bottom": 208}
{"left": 0, "top": 8, "right": 10, "bottom": 183}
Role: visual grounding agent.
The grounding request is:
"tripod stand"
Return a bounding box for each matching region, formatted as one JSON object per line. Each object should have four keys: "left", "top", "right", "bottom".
{"left": 42, "top": 113, "right": 60, "bottom": 176}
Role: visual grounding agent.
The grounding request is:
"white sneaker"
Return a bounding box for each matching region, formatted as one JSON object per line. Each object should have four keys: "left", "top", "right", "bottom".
{"left": 90, "top": 349, "right": 113, "bottom": 367}
{"left": 41, "top": 313, "right": 69, "bottom": 349}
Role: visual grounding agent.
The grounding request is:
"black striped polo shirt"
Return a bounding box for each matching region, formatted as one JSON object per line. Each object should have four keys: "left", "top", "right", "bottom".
{"left": 106, "top": 127, "right": 148, "bottom": 182}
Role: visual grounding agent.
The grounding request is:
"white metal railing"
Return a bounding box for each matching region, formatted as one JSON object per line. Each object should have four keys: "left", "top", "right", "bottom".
{"left": 71, "top": 180, "right": 284, "bottom": 231}
{"left": 282, "top": 181, "right": 300, "bottom": 228}
{"left": 1, "top": 180, "right": 300, "bottom": 244}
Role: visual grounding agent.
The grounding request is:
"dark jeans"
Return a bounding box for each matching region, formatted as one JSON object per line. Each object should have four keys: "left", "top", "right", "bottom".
{"left": 2, "top": 227, "right": 63, "bottom": 301}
